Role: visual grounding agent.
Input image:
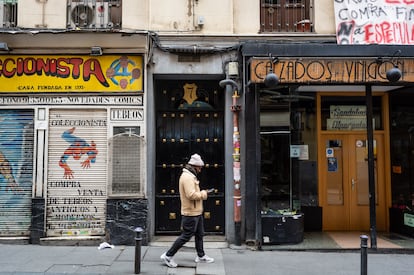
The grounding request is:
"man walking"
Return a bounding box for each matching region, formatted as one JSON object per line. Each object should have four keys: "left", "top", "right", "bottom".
{"left": 160, "top": 153, "right": 215, "bottom": 268}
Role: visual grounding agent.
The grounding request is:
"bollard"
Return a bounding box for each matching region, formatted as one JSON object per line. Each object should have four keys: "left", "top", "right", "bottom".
{"left": 360, "top": 235, "right": 368, "bottom": 275}
{"left": 134, "top": 227, "right": 143, "bottom": 274}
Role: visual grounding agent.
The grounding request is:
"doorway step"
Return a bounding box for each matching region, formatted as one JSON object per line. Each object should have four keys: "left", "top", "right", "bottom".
{"left": 261, "top": 231, "right": 414, "bottom": 251}
{"left": 39, "top": 236, "right": 104, "bottom": 246}
{"left": 0, "top": 236, "right": 30, "bottom": 244}
{"left": 327, "top": 232, "right": 401, "bottom": 249}
{"left": 150, "top": 235, "right": 228, "bottom": 249}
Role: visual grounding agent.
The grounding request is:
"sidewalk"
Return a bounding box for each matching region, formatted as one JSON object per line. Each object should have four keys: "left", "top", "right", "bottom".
{"left": 1, "top": 241, "right": 414, "bottom": 275}
{"left": 0, "top": 245, "right": 414, "bottom": 275}
{"left": 1, "top": 231, "right": 414, "bottom": 274}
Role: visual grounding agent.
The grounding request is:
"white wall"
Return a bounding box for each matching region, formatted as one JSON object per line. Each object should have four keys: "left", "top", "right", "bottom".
{"left": 15, "top": 0, "right": 336, "bottom": 35}
{"left": 18, "top": 0, "right": 66, "bottom": 28}
{"left": 149, "top": 0, "right": 233, "bottom": 34}
{"left": 234, "top": 0, "right": 261, "bottom": 34}
{"left": 313, "top": 0, "right": 336, "bottom": 34}
{"left": 122, "top": 0, "right": 148, "bottom": 30}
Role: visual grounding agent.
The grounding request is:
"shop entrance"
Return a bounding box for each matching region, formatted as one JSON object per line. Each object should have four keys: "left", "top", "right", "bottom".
{"left": 154, "top": 78, "right": 225, "bottom": 235}
{"left": 320, "top": 134, "right": 387, "bottom": 231}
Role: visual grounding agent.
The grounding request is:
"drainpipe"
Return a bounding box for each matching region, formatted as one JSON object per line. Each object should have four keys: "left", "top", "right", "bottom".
{"left": 365, "top": 84, "right": 377, "bottom": 249}
{"left": 219, "top": 78, "right": 242, "bottom": 246}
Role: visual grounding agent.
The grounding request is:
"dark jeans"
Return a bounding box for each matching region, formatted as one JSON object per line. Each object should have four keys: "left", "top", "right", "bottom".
{"left": 166, "top": 215, "right": 205, "bottom": 257}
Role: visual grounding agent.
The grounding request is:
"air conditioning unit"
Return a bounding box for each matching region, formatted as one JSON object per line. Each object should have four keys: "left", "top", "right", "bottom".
{"left": 95, "top": 2, "right": 111, "bottom": 28}
{"left": 69, "top": 2, "right": 110, "bottom": 29}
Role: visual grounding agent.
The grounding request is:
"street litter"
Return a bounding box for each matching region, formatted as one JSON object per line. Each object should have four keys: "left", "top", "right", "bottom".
{"left": 98, "top": 242, "right": 115, "bottom": 250}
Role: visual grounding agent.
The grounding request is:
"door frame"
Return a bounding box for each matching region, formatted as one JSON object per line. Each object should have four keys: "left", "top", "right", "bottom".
{"left": 317, "top": 92, "right": 391, "bottom": 232}
{"left": 154, "top": 78, "right": 226, "bottom": 235}
{"left": 319, "top": 134, "right": 387, "bottom": 231}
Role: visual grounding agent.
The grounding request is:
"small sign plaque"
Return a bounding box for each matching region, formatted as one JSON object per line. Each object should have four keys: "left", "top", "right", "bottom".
{"left": 404, "top": 213, "right": 414, "bottom": 228}
{"left": 290, "top": 145, "right": 301, "bottom": 158}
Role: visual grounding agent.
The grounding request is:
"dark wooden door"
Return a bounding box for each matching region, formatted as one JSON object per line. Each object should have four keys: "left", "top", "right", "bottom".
{"left": 155, "top": 79, "right": 225, "bottom": 234}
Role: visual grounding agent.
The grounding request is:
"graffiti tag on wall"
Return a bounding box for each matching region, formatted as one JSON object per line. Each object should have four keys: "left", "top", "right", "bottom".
{"left": 334, "top": 0, "right": 414, "bottom": 44}
{"left": 47, "top": 111, "right": 107, "bottom": 236}
{"left": 0, "top": 110, "right": 34, "bottom": 235}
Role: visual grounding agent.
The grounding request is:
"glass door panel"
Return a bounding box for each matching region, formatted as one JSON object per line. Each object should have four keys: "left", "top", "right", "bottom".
{"left": 321, "top": 135, "right": 349, "bottom": 230}
{"left": 350, "top": 136, "right": 384, "bottom": 231}
{"left": 261, "top": 132, "right": 291, "bottom": 211}
{"left": 321, "top": 134, "right": 386, "bottom": 231}
{"left": 355, "top": 139, "right": 378, "bottom": 205}
{"left": 326, "top": 140, "right": 344, "bottom": 205}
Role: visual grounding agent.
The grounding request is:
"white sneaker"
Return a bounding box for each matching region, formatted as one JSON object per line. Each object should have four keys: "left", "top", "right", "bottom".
{"left": 160, "top": 252, "right": 178, "bottom": 268}
{"left": 195, "top": 255, "right": 214, "bottom": 263}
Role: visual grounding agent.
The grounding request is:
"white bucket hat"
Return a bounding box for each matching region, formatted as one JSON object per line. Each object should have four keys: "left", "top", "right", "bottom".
{"left": 188, "top": 154, "right": 205, "bottom": 167}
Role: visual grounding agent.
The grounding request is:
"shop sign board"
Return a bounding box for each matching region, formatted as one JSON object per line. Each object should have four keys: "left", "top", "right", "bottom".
{"left": 250, "top": 58, "right": 414, "bottom": 84}
{"left": 327, "top": 118, "right": 370, "bottom": 130}
{"left": 330, "top": 105, "right": 366, "bottom": 118}
{"left": 0, "top": 55, "right": 143, "bottom": 93}
{"left": 327, "top": 105, "right": 372, "bottom": 131}
{"left": 334, "top": 0, "right": 414, "bottom": 45}
{"left": 110, "top": 108, "right": 144, "bottom": 121}
{"left": 0, "top": 95, "right": 143, "bottom": 106}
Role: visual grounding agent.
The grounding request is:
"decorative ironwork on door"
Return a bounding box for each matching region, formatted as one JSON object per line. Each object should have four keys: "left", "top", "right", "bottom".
{"left": 155, "top": 79, "right": 225, "bottom": 234}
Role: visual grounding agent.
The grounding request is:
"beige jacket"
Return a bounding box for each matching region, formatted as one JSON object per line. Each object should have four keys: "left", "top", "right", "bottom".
{"left": 179, "top": 168, "right": 208, "bottom": 216}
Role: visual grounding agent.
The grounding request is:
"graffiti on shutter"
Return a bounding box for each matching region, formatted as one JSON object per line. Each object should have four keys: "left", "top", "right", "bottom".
{"left": 47, "top": 109, "right": 107, "bottom": 237}
{"left": 0, "top": 110, "right": 34, "bottom": 236}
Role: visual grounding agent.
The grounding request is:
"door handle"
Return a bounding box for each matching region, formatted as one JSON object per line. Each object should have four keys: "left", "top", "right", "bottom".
{"left": 351, "top": 178, "right": 356, "bottom": 190}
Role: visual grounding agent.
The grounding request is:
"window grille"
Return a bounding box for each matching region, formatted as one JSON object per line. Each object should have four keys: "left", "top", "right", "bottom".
{"left": 260, "top": 0, "right": 312, "bottom": 33}
{"left": 109, "top": 127, "right": 144, "bottom": 196}
{"left": 0, "top": 0, "right": 17, "bottom": 28}
{"left": 67, "top": 0, "right": 122, "bottom": 30}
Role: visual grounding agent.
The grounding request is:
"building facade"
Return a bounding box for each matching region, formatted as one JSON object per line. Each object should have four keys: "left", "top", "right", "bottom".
{"left": 0, "top": 0, "right": 414, "bottom": 247}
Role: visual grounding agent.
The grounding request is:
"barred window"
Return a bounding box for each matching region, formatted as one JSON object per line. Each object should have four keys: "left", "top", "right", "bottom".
{"left": 260, "top": 0, "right": 313, "bottom": 33}
{"left": 0, "top": 0, "right": 18, "bottom": 28}
{"left": 109, "top": 126, "right": 144, "bottom": 196}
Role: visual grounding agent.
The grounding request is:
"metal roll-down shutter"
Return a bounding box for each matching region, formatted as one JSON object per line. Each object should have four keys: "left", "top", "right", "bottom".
{"left": 47, "top": 109, "right": 107, "bottom": 237}
{"left": 0, "top": 110, "right": 34, "bottom": 236}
